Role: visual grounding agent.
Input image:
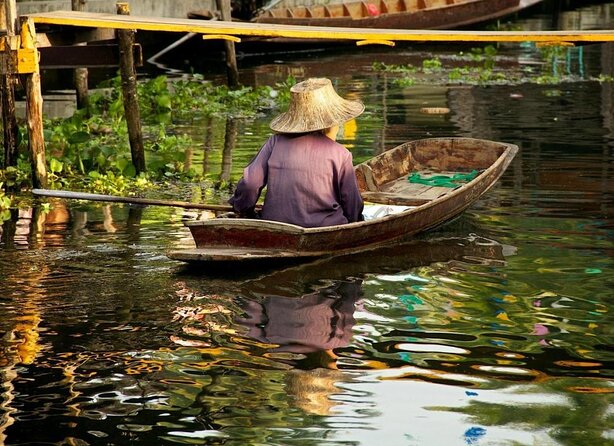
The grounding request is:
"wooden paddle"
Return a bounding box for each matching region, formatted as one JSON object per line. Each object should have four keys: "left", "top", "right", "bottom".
{"left": 32, "top": 188, "right": 236, "bottom": 212}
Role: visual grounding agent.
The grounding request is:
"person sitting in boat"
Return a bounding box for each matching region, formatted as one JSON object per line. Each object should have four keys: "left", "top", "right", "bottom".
{"left": 229, "top": 77, "right": 365, "bottom": 228}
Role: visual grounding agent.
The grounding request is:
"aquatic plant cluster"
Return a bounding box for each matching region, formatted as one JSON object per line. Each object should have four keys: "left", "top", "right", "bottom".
{"left": 0, "top": 182, "right": 11, "bottom": 220}
{"left": 372, "top": 44, "right": 614, "bottom": 87}
{"left": 0, "top": 75, "right": 295, "bottom": 198}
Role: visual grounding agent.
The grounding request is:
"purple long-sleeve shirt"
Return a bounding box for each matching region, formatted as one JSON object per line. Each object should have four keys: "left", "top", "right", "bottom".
{"left": 229, "top": 133, "right": 364, "bottom": 228}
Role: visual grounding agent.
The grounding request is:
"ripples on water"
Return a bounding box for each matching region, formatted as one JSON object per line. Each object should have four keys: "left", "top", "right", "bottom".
{"left": 2, "top": 3, "right": 614, "bottom": 445}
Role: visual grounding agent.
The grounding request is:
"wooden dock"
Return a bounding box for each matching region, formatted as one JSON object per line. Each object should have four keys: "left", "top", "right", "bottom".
{"left": 26, "top": 10, "right": 614, "bottom": 45}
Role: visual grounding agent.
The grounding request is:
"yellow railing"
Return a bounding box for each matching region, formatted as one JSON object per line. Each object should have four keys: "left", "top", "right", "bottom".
{"left": 26, "top": 10, "right": 614, "bottom": 45}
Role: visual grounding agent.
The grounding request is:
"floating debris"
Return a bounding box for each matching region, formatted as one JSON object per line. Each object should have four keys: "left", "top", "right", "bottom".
{"left": 419, "top": 107, "right": 451, "bottom": 114}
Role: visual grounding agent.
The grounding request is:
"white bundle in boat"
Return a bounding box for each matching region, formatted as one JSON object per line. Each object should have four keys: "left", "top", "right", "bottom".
{"left": 362, "top": 204, "right": 413, "bottom": 221}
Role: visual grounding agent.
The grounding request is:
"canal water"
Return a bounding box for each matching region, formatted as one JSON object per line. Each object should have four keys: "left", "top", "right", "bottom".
{"left": 1, "top": 2, "right": 613, "bottom": 445}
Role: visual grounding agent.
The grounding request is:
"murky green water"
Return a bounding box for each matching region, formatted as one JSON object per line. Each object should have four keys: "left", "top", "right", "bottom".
{"left": 1, "top": 2, "right": 613, "bottom": 445}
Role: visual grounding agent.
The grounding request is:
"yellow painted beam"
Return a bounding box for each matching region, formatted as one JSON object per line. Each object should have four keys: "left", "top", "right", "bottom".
{"left": 26, "top": 10, "right": 614, "bottom": 44}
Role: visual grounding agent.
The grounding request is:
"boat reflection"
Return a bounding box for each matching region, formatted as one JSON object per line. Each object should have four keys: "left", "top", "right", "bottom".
{"left": 172, "top": 232, "right": 512, "bottom": 371}
{"left": 177, "top": 231, "right": 510, "bottom": 295}
{"left": 235, "top": 279, "right": 362, "bottom": 365}
{"left": 164, "top": 232, "right": 515, "bottom": 422}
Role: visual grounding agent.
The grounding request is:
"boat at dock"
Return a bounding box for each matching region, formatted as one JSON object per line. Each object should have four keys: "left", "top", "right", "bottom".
{"left": 168, "top": 137, "right": 518, "bottom": 264}
{"left": 189, "top": 0, "right": 543, "bottom": 29}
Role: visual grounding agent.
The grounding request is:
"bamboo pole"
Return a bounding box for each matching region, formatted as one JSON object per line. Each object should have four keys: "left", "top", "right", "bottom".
{"left": 20, "top": 17, "right": 47, "bottom": 188}
{"left": 71, "top": 0, "right": 89, "bottom": 113}
{"left": 1, "top": 0, "right": 18, "bottom": 169}
{"left": 215, "top": 0, "right": 239, "bottom": 87}
{"left": 116, "top": 2, "right": 145, "bottom": 173}
{"left": 32, "top": 188, "right": 237, "bottom": 211}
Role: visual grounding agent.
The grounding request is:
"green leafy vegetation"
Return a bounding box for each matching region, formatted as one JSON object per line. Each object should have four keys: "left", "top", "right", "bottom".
{"left": 372, "top": 44, "right": 614, "bottom": 87}
{"left": 0, "top": 75, "right": 295, "bottom": 202}
{"left": 0, "top": 182, "right": 12, "bottom": 221}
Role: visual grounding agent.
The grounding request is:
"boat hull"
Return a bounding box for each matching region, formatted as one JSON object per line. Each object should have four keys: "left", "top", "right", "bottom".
{"left": 253, "top": 0, "right": 537, "bottom": 29}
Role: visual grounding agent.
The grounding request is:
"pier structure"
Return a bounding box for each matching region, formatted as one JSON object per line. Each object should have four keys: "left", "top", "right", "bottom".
{"left": 1, "top": 1, "right": 614, "bottom": 188}
{"left": 14, "top": 0, "right": 216, "bottom": 19}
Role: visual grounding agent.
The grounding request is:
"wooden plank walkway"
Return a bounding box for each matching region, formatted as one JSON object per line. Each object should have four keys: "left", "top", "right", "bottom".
{"left": 27, "top": 10, "right": 614, "bottom": 44}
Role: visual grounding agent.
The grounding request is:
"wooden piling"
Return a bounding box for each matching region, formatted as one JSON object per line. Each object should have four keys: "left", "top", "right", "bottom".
{"left": 72, "top": 0, "right": 89, "bottom": 113}
{"left": 1, "top": 0, "right": 18, "bottom": 169}
{"left": 19, "top": 17, "right": 47, "bottom": 188}
{"left": 215, "top": 0, "right": 239, "bottom": 87}
{"left": 116, "top": 2, "right": 145, "bottom": 174}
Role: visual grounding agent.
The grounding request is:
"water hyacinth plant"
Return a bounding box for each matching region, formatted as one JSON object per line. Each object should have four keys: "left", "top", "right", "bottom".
{"left": 0, "top": 182, "right": 12, "bottom": 221}
{"left": 372, "top": 44, "right": 614, "bottom": 87}
{"left": 0, "top": 75, "right": 295, "bottom": 198}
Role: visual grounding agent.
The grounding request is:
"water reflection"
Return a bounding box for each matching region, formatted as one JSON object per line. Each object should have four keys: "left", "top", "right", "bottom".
{"left": 235, "top": 280, "right": 361, "bottom": 359}
{"left": 1, "top": 201, "right": 612, "bottom": 444}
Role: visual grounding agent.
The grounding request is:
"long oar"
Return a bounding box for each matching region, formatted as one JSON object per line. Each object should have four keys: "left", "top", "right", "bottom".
{"left": 32, "top": 188, "right": 235, "bottom": 212}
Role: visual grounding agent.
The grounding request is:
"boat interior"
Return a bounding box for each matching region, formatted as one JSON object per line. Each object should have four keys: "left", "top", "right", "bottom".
{"left": 260, "top": 0, "right": 472, "bottom": 19}
{"left": 356, "top": 139, "right": 504, "bottom": 206}
{"left": 358, "top": 166, "right": 472, "bottom": 206}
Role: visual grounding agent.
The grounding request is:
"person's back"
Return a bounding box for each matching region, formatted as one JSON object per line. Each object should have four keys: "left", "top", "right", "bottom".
{"left": 262, "top": 133, "right": 362, "bottom": 227}
{"left": 229, "top": 77, "right": 365, "bottom": 228}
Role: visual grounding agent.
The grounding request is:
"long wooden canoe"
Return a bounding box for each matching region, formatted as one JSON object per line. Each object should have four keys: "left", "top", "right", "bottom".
{"left": 189, "top": 0, "right": 542, "bottom": 29}
{"left": 168, "top": 137, "right": 518, "bottom": 263}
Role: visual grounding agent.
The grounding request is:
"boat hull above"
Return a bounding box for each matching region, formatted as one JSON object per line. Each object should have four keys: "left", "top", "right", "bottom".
{"left": 254, "top": 0, "right": 538, "bottom": 30}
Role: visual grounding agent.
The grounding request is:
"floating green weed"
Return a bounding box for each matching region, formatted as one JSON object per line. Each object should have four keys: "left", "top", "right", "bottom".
{"left": 422, "top": 57, "right": 443, "bottom": 73}
{"left": 0, "top": 182, "right": 12, "bottom": 212}
{"left": 85, "top": 170, "right": 153, "bottom": 195}
{"left": 136, "top": 74, "right": 294, "bottom": 121}
{"left": 395, "top": 77, "right": 416, "bottom": 87}
{"left": 371, "top": 44, "right": 608, "bottom": 87}
{"left": 0, "top": 75, "right": 297, "bottom": 195}
{"left": 0, "top": 157, "right": 31, "bottom": 190}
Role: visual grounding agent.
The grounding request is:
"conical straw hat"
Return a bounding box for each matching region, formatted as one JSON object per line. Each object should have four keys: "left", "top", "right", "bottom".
{"left": 270, "top": 78, "right": 364, "bottom": 133}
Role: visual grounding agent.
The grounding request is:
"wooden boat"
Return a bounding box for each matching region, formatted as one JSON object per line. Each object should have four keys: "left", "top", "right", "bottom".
{"left": 189, "top": 0, "right": 543, "bottom": 29}
{"left": 168, "top": 137, "right": 518, "bottom": 263}
{"left": 253, "top": 0, "right": 542, "bottom": 28}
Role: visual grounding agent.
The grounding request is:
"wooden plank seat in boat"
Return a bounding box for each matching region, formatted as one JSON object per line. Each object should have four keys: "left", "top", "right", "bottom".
{"left": 359, "top": 167, "right": 468, "bottom": 206}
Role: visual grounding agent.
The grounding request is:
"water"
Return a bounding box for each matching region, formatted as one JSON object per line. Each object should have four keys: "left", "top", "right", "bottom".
{"left": 1, "top": 2, "right": 613, "bottom": 445}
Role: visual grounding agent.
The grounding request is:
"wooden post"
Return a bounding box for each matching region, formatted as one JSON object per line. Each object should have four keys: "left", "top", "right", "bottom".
{"left": 72, "top": 0, "right": 89, "bottom": 113}
{"left": 19, "top": 17, "right": 47, "bottom": 188}
{"left": 215, "top": 0, "right": 239, "bottom": 87}
{"left": 1, "top": 0, "right": 18, "bottom": 169}
{"left": 116, "top": 2, "right": 145, "bottom": 174}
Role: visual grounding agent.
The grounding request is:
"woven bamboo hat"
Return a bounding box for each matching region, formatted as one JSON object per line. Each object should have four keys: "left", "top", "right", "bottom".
{"left": 270, "top": 78, "right": 364, "bottom": 133}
